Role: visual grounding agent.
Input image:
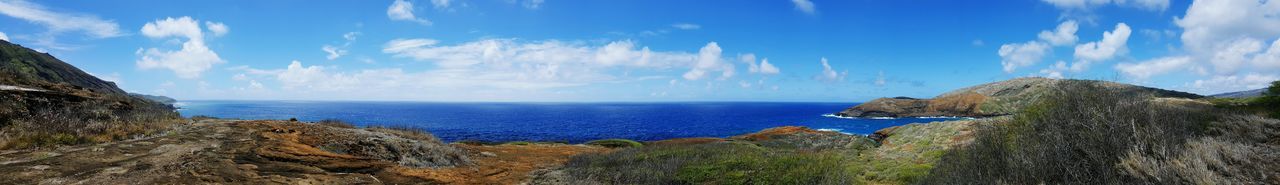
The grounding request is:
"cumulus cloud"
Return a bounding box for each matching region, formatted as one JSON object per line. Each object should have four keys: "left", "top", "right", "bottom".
{"left": 135, "top": 16, "right": 226, "bottom": 79}
{"left": 814, "top": 58, "right": 847, "bottom": 82}
{"left": 1115, "top": 56, "right": 1191, "bottom": 80}
{"left": 0, "top": 0, "right": 123, "bottom": 38}
{"left": 1253, "top": 39, "right": 1280, "bottom": 70}
{"left": 740, "top": 54, "right": 781, "bottom": 75}
{"left": 758, "top": 59, "right": 780, "bottom": 74}
{"left": 1038, "top": 20, "right": 1079, "bottom": 46}
{"left": 388, "top": 0, "right": 432, "bottom": 25}
{"left": 1071, "top": 22, "right": 1130, "bottom": 71}
{"left": 0, "top": 32, "right": 7, "bottom": 41}
{"left": 792, "top": 0, "right": 816, "bottom": 15}
{"left": 1175, "top": 0, "right": 1280, "bottom": 74}
{"left": 671, "top": 23, "right": 701, "bottom": 30}
{"left": 381, "top": 38, "right": 741, "bottom": 90}
{"left": 205, "top": 21, "right": 228, "bottom": 36}
{"left": 998, "top": 41, "right": 1051, "bottom": 73}
{"left": 683, "top": 42, "right": 735, "bottom": 80}
{"left": 1038, "top": 61, "right": 1069, "bottom": 79}
{"left": 1042, "top": 0, "right": 1170, "bottom": 11}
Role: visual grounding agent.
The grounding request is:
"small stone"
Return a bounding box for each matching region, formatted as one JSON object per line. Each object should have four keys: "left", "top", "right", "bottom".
{"left": 30, "top": 165, "right": 50, "bottom": 170}
{"left": 480, "top": 152, "right": 497, "bottom": 157}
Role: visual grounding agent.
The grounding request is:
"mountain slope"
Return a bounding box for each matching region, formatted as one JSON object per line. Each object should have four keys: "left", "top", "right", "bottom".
{"left": 836, "top": 77, "right": 1202, "bottom": 118}
{"left": 0, "top": 40, "right": 179, "bottom": 149}
{"left": 1210, "top": 88, "right": 1266, "bottom": 98}
{"left": 0, "top": 40, "right": 125, "bottom": 95}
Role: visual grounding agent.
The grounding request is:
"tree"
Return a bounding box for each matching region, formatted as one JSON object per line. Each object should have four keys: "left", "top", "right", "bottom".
{"left": 1268, "top": 81, "right": 1280, "bottom": 97}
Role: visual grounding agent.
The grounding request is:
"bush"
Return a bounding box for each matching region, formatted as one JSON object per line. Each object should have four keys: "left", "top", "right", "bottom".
{"left": 585, "top": 139, "right": 643, "bottom": 148}
{"left": 365, "top": 125, "right": 443, "bottom": 144}
{"left": 921, "top": 80, "right": 1276, "bottom": 184}
{"left": 0, "top": 93, "right": 181, "bottom": 149}
{"left": 315, "top": 119, "right": 356, "bottom": 128}
{"left": 560, "top": 141, "right": 856, "bottom": 184}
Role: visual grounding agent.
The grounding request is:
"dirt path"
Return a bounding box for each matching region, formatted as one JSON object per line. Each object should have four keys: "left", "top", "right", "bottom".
{"left": 0, "top": 119, "right": 608, "bottom": 185}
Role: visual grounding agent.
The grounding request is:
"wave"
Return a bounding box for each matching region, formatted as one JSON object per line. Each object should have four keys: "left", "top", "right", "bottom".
{"left": 815, "top": 128, "right": 854, "bottom": 135}
{"left": 822, "top": 114, "right": 973, "bottom": 120}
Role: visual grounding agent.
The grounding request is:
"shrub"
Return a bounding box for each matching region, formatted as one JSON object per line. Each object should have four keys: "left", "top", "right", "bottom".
{"left": 561, "top": 141, "right": 856, "bottom": 184}
{"left": 365, "top": 125, "right": 443, "bottom": 144}
{"left": 585, "top": 139, "right": 643, "bottom": 148}
{"left": 0, "top": 93, "right": 181, "bottom": 149}
{"left": 315, "top": 119, "right": 356, "bottom": 128}
{"left": 921, "top": 80, "right": 1263, "bottom": 184}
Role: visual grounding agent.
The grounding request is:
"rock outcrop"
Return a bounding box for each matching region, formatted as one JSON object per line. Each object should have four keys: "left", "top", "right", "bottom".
{"left": 836, "top": 77, "right": 1202, "bottom": 118}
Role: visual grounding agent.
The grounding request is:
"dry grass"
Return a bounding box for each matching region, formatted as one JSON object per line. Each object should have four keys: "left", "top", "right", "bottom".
{"left": 922, "top": 80, "right": 1279, "bottom": 184}
{"left": 0, "top": 94, "right": 181, "bottom": 149}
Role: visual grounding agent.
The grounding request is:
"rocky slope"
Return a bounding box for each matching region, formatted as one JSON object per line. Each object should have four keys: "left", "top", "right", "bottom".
{"left": 0, "top": 40, "right": 179, "bottom": 149}
{"left": 0, "top": 119, "right": 609, "bottom": 184}
{"left": 836, "top": 77, "right": 1202, "bottom": 118}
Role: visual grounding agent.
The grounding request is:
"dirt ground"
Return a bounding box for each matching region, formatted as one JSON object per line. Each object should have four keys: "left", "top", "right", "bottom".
{"left": 0, "top": 119, "right": 608, "bottom": 185}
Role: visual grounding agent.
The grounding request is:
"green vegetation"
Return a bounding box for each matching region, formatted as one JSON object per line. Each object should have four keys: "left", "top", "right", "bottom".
{"left": 1210, "top": 80, "right": 1280, "bottom": 118}
{"left": 923, "top": 80, "right": 1279, "bottom": 184}
{"left": 504, "top": 141, "right": 534, "bottom": 145}
{"left": 563, "top": 141, "right": 857, "bottom": 184}
{"left": 584, "top": 139, "right": 643, "bottom": 148}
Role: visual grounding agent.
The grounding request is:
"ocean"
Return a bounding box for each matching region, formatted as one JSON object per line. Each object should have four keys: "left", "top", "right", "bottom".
{"left": 176, "top": 101, "right": 960, "bottom": 143}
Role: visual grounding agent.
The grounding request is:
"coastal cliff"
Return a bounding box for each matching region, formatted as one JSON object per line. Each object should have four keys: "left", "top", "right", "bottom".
{"left": 835, "top": 77, "right": 1202, "bottom": 118}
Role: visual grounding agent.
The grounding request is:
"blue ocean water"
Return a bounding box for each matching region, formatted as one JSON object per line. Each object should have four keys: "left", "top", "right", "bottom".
{"left": 177, "top": 101, "right": 959, "bottom": 143}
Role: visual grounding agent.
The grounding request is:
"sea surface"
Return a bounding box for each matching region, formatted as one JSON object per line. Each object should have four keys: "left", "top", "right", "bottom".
{"left": 177, "top": 101, "right": 961, "bottom": 143}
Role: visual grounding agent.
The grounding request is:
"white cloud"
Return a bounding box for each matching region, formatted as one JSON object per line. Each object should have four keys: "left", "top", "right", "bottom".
{"left": 0, "top": 0, "right": 123, "bottom": 38}
{"left": 135, "top": 16, "right": 226, "bottom": 79}
{"left": 343, "top": 32, "right": 360, "bottom": 41}
{"left": 792, "top": 0, "right": 816, "bottom": 15}
{"left": 141, "top": 16, "right": 203, "bottom": 41}
{"left": 322, "top": 32, "right": 359, "bottom": 60}
{"left": 1208, "top": 38, "right": 1264, "bottom": 75}
{"left": 0, "top": 32, "right": 7, "bottom": 41}
{"left": 1175, "top": 0, "right": 1280, "bottom": 74}
{"left": 671, "top": 23, "right": 701, "bottom": 30}
{"left": 815, "top": 57, "right": 847, "bottom": 82}
{"left": 1071, "top": 22, "right": 1130, "bottom": 71}
{"left": 998, "top": 41, "right": 1051, "bottom": 73}
{"left": 388, "top": 0, "right": 432, "bottom": 25}
{"left": 1115, "top": 56, "right": 1191, "bottom": 80}
{"left": 1187, "top": 73, "right": 1279, "bottom": 94}
{"left": 1253, "top": 39, "right": 1280, "bottom": 70}
{"left": 322, "top": 45, "right": 346, "bottom": 60}
{"left": 758, "top": 59, "right": 780, "bottom": 74}
{"left": 1042, "top": 0, "right": 1169, "bottom": 11}
{"left": 1038, "top": 20, "right": 1079, "bottom": 46}
{"left": 683, "top": 42, "right": 735, "bottom": 80}
{"left": 740, "top": 54, "right": 780, "bottom": 75}
{"left": 523, "top": 0, "right": 546, "bottom": 9}
{"left": 431, "top": 0, "right": 451, "bottom": 8}
{"left": 205, "top": 21, "right": 228, "bottom": 36}
{"left": 1038, "top": 61, "right": 1069, "bottom": 79}
{"left": 382, "top": 38, "right": 741, "bottom": 90}
{"left": 972, "top": 39, "right": 984, "bottom": 46}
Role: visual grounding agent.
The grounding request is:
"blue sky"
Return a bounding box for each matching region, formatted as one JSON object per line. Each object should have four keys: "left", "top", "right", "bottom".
{"left": 1, "top": 0, "right": 1277, "bottom": 102}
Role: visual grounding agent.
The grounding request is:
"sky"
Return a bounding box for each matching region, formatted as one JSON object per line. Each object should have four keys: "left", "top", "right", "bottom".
{"left": 0, "top": 0, "right": 1277, "bottom": 102}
